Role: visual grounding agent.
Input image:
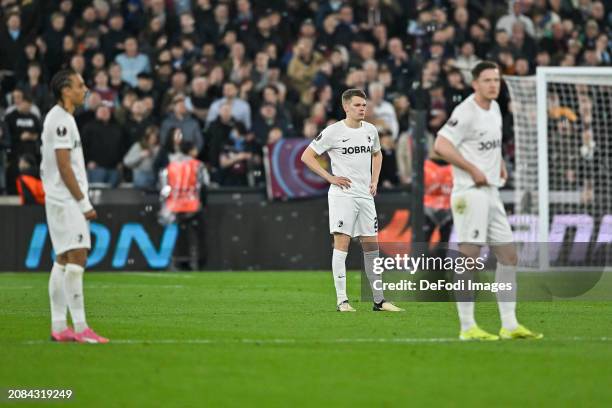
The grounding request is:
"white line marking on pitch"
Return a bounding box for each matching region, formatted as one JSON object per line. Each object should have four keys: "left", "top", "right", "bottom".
{"left": 15, "top": 337, "right": 612, "bottom": 345}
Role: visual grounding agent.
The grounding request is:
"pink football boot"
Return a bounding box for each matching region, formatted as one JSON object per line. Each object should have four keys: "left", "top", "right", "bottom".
{"left": 74, "top": 328, "right": 110, "bottom": 344}
{"left": 51, "top": 328, "right": 76, "bottom": 342}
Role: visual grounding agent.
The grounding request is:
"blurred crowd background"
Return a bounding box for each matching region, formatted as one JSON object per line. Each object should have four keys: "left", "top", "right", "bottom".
{"left": 0, "top": 0, "right": 610, "bottom": 196}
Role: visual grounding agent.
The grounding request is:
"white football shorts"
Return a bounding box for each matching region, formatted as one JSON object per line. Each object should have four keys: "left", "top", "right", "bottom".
{"left": 328, "top": 195, "right": 378, "bottom": 237}
{"left": 45, "top": 201, "right": 91, "bottom": 255}
{"left": 450, "top": 185, "right": 513, "bottom": 245}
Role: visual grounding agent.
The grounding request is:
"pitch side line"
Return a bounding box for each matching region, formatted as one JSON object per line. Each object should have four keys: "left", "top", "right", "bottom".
{"left": 16, "top": 336, "right": 612, "bottom": 345}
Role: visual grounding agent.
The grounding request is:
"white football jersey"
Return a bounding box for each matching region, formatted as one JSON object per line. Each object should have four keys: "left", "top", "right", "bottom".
{"left": 309, "top": 120, "right": 381, "bottom": 199}
{"left": 438, "top": 94, "right": 503, "bottom": 193}
{"left": 40, "top": 105, "right": 89, "bottom": 205}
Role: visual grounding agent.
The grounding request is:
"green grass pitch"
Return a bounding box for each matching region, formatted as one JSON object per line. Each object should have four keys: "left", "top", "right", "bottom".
{"left": 1, "top": 271, "right": 611, "bottom": 407}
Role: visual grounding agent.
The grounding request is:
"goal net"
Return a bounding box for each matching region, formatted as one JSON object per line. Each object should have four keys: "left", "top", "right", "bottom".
{"left": 505, "top": 68, "right": 612, "bottom": 269}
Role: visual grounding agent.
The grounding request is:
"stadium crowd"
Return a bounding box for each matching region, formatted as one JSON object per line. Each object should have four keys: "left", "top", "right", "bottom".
{"left": 0, "top": 0, "right": 611, "bottom": 197}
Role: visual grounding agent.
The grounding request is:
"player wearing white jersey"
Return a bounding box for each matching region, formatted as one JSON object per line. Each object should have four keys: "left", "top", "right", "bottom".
{"left": 301, "top": 89, "right": 403, "bottom": 312}
{"left": 42, "top": 69, "right": 108, "bottom": 343}
{"left": 435, "top": 61, "right": 542, "bottom": 340}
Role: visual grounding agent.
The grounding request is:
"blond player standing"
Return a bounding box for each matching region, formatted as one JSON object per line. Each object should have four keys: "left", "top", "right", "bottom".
{"left": 42, "top": 69, "right": 109, "bottom": 343}
{"left": 435, "top": 61, "right": 542, "bottom": 341}
{"left": 301, "top": 89, "right": 403, "bottom": 312}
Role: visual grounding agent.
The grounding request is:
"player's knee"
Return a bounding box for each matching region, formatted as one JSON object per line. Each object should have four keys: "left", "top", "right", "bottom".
{"left": 66, "top": 249, "right": 88, "bottom": 268}
{"left": 458, "top": 244, "right": 480, "bottom": 259}
{"left": 55, "top": 253, "right": 67, "bottom": 265}
{"left": 500, "top": 252, "right": 518, "bottom": 266}
{"left": 360, "top": 240, "right": 379, "bottom": 253}
{"left": 333, "top": 234, "right": 350, "bottom": 251}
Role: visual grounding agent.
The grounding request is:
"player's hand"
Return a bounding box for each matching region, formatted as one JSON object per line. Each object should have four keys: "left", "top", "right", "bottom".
{"left": 84, "top": 209, "right": 97, "bottom": 220}
{"left": 500, "top": 164, "right": 508, "bottom": 181}
{"left": 470, "top": 168, "right": 488, "bottom": 187}
{"left": 369, "top": 182, "right": 378, "bottom": 196}
{"left": 329, "top": 175, "right": 351, "bottom": 190}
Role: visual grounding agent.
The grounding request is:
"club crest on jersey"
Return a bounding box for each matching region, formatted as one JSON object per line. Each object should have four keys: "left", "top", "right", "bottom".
{"left": 56, "top": 125, "right": 68, "bottom": 137}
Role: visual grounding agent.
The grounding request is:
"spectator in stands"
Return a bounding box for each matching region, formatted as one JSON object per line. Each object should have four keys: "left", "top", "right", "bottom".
{"left": 288, "top": 37, "right": 324, "bottom": 99}
{"left": 92, "top": 69, "right": 117, "bottom": 108}
{"left": 444, "top": 68, "right": 470, "bottom": 114}
{"left": 496, "top": 0, "right": 535, "bottom": 38}
{"left": 4, "top": 93, "right": 41, "bottom": 194}
{"left": 18, "top": 62, "right": 49, "bottom": 112}
{"left": 125, "top": 99, "right": 155, "bottom": 147}
{"left": 378, "top": 129, "right": 399, "bottom": 189}
{"left": 135, "top": 72, "right": 157, "bottom": 102}
{"left": 101, "top": 11, "right": 128, "bottom": 60}
{"left": 112, "top": 89, "right": 137, "bottom": 126}
{"left": 15, "top": 42, "right": 45, "bottom": 84}
{"left": 368, "top": 81, "right": 399, "bottom": 139}
{"left": 204, "top": 102, "right": 234, "bottom": 172}
{"left": 219, "top": 122, "right": 261, "bottom": 186}
{"left": 206, "top": 82, "right": 251, "bottom": 130}
{"left": 44, "top": 12, "right": 67, "bottom": 74}
{"left": 159, "top": 70, "right": 190, "bottom": 112}
{"left": 514, "top": 57, "right": 531, "bottom": 75}
{"left": 393, "top": 94, "right": 414, "bottom": 136}
{"left": 252, "top": 103, "right": 288, "bottom": 144}
{"left": 0, "top": 12, "right": 26, "bottom": 72}
{"left": 108, "top": 61, "right": 130, "bottom": 98}
{"left": 302, "top": 119, "right": 319, "bottom": 140}
{"left": 595, "top": 33, "right": 611, "bottom": 65}
{"left": 82, "top": 105, "right": 126, "bottom": 187}
{"left": 5, "top": 87, "right": 41, "bottom": 118}
{"left": 123, "top": 125, "right": 160, "bottom": 190}
{"left": 511, "top": 22, "right": 537, "bottom": 61}
{"left": 186, "top": 76, "right": 213, "bottom": 123}
{"left": 115, "top": 36, "right": 151, "bottom": 87}
{"left": 160, "top": 94, "right": 203, "bottom": 154}
{"left": 69, "top": 54, "right": 86, "bottom": 78}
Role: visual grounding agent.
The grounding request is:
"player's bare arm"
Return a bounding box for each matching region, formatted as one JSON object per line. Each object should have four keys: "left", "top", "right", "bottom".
{"left": 500, "top": 159, "right": 508, "bottom": 182}
{"left": 434, "top": 136, "right": 488, "bottom": 186}
{"left": 301, "top": 146, "right": 351, "bottom": 189}
{"left": 55, "top": 149, "right": 97, "bottom": 220}
{"left": 370, "top": 150, "right": 382, "bottom": 196}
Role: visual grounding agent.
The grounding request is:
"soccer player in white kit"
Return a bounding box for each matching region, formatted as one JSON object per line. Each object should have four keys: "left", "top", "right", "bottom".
{"left": 435, "top": 61, "right": 542, "bottom": 340}
{"left": 301, "top": 88, "right": 403, "bottom": 312}
{"left": 42, "top": 69, "right": 109, "bottom": 343}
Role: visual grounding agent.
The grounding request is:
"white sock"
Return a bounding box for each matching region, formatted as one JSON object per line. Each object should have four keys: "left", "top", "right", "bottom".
{"left": 64, "top": 263, "right": 88, "bottom": 333}
{"left": 496, "top": 262, "right": 519, "bottom": 330}
{"left": 456, "top": 302, "right": 476, "bottom": 332}
{"left": 363, "top": 249, "right": 384, "bottom": 303}
{"left": 332, "top": 249, "right": 348, "bottom": 304}
{"left": 49, "top": 262, "right": 68, "bottom": 332}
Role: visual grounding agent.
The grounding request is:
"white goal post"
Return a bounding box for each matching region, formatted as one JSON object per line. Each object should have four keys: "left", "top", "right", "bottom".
{"left": 505, "top": 67, "right": 612, "bottom": 269}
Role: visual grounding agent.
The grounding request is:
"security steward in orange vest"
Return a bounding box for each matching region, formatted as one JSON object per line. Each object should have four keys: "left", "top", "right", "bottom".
{"left": 159, "top": 141, "right": 209, "bottom": 270}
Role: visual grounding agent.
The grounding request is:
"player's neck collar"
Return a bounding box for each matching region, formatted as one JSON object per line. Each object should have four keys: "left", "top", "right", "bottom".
{"left": 58, "top": 102, "right": 75, "bottom": 116}
{"left": 472, "top": 94, "right": 492, "bottom": 111}
{"left": 343, "top": 119, "right": 362, "bottom": 129}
